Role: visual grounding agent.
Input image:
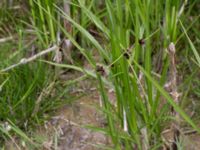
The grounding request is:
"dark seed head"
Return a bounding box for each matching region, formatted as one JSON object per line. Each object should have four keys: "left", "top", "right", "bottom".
{"left": 139, "top": 39, "right": 145, "bottom": 46}
{"left": 58, "top": 47, "right": 62, "bottom": 52}
{"left": 96, "top": 65, "right": 105, "bottom": 76}
{"left": 123, "top": 52, "right": 130, "bottom": 59}
{"left": 104, "top": 58, "right": 109, "bottom": 65}
{"left": 160, "top": 20, "right": 164, "bottom": 26}
{"left": 139, "top": 61, "right": 143, "bottom": 65}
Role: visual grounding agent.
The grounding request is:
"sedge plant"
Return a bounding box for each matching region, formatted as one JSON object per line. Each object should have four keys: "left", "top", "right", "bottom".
{"left": 52, "top": 0, "right": 200, "bottom": 149}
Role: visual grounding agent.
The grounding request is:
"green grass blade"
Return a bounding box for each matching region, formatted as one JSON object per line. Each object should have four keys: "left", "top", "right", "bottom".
{"left": 179, "top": 20, "right": 200, "bottom": 66}
{"left": 133, "top": 60, "right": 200, "bottom": 133}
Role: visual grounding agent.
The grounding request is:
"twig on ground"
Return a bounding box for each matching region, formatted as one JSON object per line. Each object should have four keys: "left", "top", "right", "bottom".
{"left": 1, "top": 45, "right": 58, "bottom": 72}
{"left": 0, "top": 36, "right": 13, "bottom": 43}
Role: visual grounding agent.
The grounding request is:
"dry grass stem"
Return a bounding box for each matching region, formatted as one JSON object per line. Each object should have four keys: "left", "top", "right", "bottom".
{"left": 1, "top": 45, "right": 58, "bottom": 72}
{"left": 165, "top": 42, "right": 181, "bottom": 149}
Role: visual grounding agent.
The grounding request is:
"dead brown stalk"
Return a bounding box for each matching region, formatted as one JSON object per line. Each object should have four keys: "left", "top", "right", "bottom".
{"left": 163, "top": 42, "right": 181, "bottom": 150}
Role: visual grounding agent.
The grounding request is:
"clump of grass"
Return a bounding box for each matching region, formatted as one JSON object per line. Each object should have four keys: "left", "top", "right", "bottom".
{"left": 51, "top": 0, "right": 200, "bottom": 149}
{"left": 0, "top": 63, "right": 44, "bottom": 145}
{"left": 29, "top": 0, "right": 57, "bottom": 46}
{"left": 0, "top": 0, "right": 200, "bottom": 149}
{"left": 0, "top": 2, "right": 71, "bottom": 147}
